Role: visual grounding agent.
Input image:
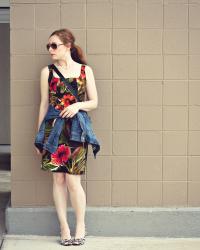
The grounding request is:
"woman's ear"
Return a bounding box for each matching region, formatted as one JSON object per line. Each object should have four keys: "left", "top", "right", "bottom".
{"left": 67, "top": 42, "right": 72, "bottom": 50}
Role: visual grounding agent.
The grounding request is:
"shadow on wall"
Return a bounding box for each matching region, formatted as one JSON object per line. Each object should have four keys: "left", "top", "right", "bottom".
{"left": 0, "top": 6, "right": 11, "bottom": 243}
{"left": 0, "top": 23, "right": 10, "bottom": 145}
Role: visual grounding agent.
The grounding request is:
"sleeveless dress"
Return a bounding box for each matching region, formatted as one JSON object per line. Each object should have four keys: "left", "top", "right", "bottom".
{"left": 40, "top": 63, "right": 88, "bottom": 175}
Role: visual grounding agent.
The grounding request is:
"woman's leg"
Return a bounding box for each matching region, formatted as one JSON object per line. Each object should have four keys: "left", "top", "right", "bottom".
{"left": 52, "top": 172, "right": 71, "bottom": 239}
{"left": 65, "top": 173, "right": 86, "bottom": 238}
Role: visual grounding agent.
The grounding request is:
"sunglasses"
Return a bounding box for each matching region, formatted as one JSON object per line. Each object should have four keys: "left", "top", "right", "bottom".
{"left": 46, "top": 42, "right": 64, "bottom": 51}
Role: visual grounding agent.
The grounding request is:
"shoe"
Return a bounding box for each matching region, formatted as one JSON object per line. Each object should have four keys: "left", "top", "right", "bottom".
{"left": 72, "top": 235, "right": 86, "bottom": 246}
{"left": 59, "top": 230, "right": 73, "bottom": 246}
{"left": 60, "top": 237, "right": 73, "bottom": 246}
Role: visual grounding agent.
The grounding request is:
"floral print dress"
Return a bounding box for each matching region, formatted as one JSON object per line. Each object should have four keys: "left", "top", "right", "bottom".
{"left": 41, "top": 64, "right": 88, "bottom": 175}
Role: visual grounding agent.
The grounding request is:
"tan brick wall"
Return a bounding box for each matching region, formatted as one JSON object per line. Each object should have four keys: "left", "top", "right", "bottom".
{"left": 10, "top": 0, "right": 200, "bottom": 207}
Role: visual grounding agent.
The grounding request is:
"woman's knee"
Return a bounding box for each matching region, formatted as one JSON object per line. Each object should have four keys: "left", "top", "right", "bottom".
{"left": 53, "top": 173, "right": 65, "bottom": 185}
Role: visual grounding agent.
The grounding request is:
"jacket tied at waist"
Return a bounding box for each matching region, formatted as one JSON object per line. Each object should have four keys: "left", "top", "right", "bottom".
{"left": 34, "top": 104, "right": 100, "bottom": 158}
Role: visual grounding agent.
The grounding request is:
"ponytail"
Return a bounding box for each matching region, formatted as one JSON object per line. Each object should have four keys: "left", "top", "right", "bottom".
{"left": 70, "top": 44, "right": 87, "bottom": 65}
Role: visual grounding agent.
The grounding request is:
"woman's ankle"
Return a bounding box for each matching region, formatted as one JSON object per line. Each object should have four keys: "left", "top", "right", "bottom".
{"left": 76, "top": 222, "right": 85, "bottom": 227}
{"left": 75, "top": 223, "right": 86, "bottom": 238}
{"left": 60, "top": 226, "right": 71, "bottom": 239}
{"left": 60, "top": 223, "right": 70, "bottom": 232}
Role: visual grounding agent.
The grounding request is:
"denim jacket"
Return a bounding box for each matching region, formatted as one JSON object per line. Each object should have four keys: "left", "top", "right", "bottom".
{"left": 34, "top": 104, "right": 100, "bottom": 158}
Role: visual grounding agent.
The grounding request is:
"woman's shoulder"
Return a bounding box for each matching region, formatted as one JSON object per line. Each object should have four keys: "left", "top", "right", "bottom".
{"left": 84, "top": 64, "right": 94, "bottom": 78}
{"left": 41, "top": 65, "right": 54, "bottom": 74}
{"left": 41, "top": 65, "right": 51, "bottom": 72}
{"left": 39, "top": 65, "right": 53, "bottom": 83}
{"left": 40, "top": 66, "right": 49, "bottom": 76}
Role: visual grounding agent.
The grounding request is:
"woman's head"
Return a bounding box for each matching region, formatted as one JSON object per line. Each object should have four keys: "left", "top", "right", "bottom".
{"left": 47, "top": 28, "right": 87, "bottom": 65}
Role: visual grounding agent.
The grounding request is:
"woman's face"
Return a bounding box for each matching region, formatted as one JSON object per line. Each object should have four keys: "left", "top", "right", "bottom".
{"left": 47, "top": 35, "right": 70, "bottom": 60}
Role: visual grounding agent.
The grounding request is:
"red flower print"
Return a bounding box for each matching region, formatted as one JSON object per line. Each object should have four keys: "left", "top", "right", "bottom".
{"left": 51, "top": 144, "right": 71, "bottom": 165}
{"left": 50, "top": 78, "right": 58, "bottom": 92}
{"left": 61, "top": 94, "right": 76, "bottom": 107}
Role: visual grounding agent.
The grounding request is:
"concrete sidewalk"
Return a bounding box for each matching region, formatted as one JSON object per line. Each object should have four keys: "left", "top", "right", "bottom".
{"left": 1, "top": 235, "right": 200, "bottom": 250}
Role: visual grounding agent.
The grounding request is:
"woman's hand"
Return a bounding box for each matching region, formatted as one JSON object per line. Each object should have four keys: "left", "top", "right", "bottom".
{"left": 35, "top": 146, "right": 46, "bottom": 156}
{"left": 59, "top": 102, "right": 80, "bottom": 119}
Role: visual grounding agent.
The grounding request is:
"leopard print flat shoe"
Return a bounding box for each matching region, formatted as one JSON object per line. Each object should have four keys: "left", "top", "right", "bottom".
{"left": 72, "top": 235, "right": 86, "bottom": 246}
{"left": 60, "top": 237, "right": 73, "bottom": 246}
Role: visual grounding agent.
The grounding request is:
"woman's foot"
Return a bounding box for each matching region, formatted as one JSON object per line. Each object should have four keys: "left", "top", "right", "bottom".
{"left": 60, "top": 237, "right": 73, "bottom": 246}
{"left": 60, "top": 226, "right": 72, "bottom": 246}
{"left": 72, "top": 223, "right": 86, "bottom": 245}
{"left": 72, "top": 236, "right": 86, "bottom": 246}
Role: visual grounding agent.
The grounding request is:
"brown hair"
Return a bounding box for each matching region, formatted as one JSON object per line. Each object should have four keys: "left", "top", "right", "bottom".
{"left": 49, "top": 28, "right": 87, "bottom": 65}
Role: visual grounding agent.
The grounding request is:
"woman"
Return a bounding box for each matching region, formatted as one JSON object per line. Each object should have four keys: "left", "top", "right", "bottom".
{"left": 34, "top": 28, "right": 98, "bottom": 246}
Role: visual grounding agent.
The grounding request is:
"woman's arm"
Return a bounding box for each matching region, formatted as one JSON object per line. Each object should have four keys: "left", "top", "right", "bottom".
{"left": 37, "top": 66, "right": 49, "bottom": 131}
{"left": 76, "top": 65, "right": 98, "bottom": 112}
